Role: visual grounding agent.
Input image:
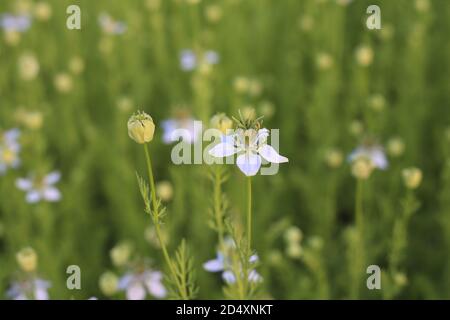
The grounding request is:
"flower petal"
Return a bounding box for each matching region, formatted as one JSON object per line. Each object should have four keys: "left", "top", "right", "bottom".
{"left": 255, "top": 128, "right": 270, "bottom": 145}
{"left": 44, "top": 171, "right": 61, "bottom": 185}
{"left": 258, "top": 145, "right": 289, "bottom": 163}
{"left": 249, "top": 254, "right": 259, "bottom": 264}
{"left": 16, "top": 178, "right": 33, "bottom": 191}
{"left": 236, "top": 152, "right": 261, "bottom": 176}
{"left": 43, "top": 187, "right": 61, "bottom": 202}
{"left": 203, "top": 258, "right": 224, "bottom": 272}
{"left": 126, "top": 282, "right": 146, "bottom": 300}
{"left": 4, "top": 129, "right": 20, "bottom": 142}
{"left": 371, "top": 149, "right": 389, "bottom": 170}
{"left": 248, "top": 270, "right": 263, "bottom": 283}
{"left": 117, "top": 274, "right": 133, "bottom": 290}
{"left": 145, "top": 272, "right": 167, "bottom": 299}
{"left": 209, "top": 142, "right": 238, "bottom": 158}
{"left": 26, "top": 191, "right": 41, "bottom": 203}
{"left": 222, "top": 270, "right": 236, "bottom": 284}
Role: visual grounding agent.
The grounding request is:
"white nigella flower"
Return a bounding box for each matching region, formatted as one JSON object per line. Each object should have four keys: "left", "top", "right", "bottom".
{"left": 179, "top": 49, "right": 220, "bottom": 71}
{"left": 161, "top": 114, "right": 201, "bottom": 144}
{"left": 204, "top": 251, "right": 262, "bottom": 284}
{"left": 348, "top": 143, "right": 388, "bottom": 170}
{"left": 7, "top": 279, "right": 51, "bottom": 300}
{"left": 118, "top": 270, "right": 166, "bottom": 300}
{"left": 209, "top": 128, "right": 289, "bottom": 176}
{"left": 98, "top": 12, "right": 127, "bottom": 35}
{"left": 16, "top": 171, "right": 62, "bottom": 203}
{"left": 0, "top": 129, "right": 21, "bottom": 174}
{"left": 0, "top": 14, "right": 31, "bottom": 32}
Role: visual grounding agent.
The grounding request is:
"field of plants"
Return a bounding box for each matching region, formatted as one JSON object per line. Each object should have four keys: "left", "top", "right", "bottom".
{"left": 0, "top": 0, "right": 449, "bottom": 300}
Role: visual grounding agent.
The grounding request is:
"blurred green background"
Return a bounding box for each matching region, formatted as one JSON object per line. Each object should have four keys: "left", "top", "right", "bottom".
{"left": 0, "top": 0, "right": 449, "bottom": 299}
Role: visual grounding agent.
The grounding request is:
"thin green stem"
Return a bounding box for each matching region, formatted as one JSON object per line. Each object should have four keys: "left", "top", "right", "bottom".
{"left": 247, "top": 176, "right": 252, "bottom": 254}
{"left": 214, "top": 166, "right": 225, "bottom": 251}
{"left": 143, "top": 144, "right": 188, "bottom": 300}
{"left": 351, "top": 178, "right": 365, "bottom": 299}
{"left": 355, "top": 179, "right": 364, "bottom": 238}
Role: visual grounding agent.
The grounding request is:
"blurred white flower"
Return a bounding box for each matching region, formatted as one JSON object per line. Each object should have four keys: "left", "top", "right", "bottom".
{"left": 54, "top": 73, "right": 73, "bottom": 93}
{"left": 316, "top": 52, "right": 334, "bottom": 70}
{"left": 7, "top": 279, "right": 50, "bottom": 300}
{"left": 18, "top": 53, "right": 40, "bottom": 81}
{"left": 0, "top": 14, "right": 31, "bottom": 32}
{"left": 98, "top": 12, "right": 127, "bottom": 35}
{"left": 179, "top": 49, "right": 219, "bottom": 71}
{"left": 16, "top": 171, "right": 62, "bottom": 203}
{"left": 209, "top": 128, "right": 288, "bottom": 176}
{"left": 204, "top": 252, "right": 262, "bottom": 284}
{"left": 15, "top": 108, "right": 43, "bottom": 130}
{"left": 415, "top": 0, "right": 430, "bottom": 12}
{"left": 367, "top": 93, "right": 386, "bottom": 112}
{"left": 68, "top": 56, "right": 85, "bottom": 75}
{"left": 99, "top": 271, "right": 119, "bottom": 297}
{"left": 387, "top": 137, "right": 405, "bottom": 157}
{"left": 156, "top": 180, "right": 173, "bottom": 202}
{"left": 349, "top": 143, "right": 388, "bottom": 170}
{"left": 0, "top": 129, "right": 21, "bottom": 174}
{"left": 355, "top": 45, "right": 374, "bottom": 67}
{"left": 110, "top": 242, "right": 133, "bottom": 267}
{"left": 161, "top": 114, "right": 201, "bottom": 144}
{"left": 205, "top": 5, "right": 222, "bottom": 23}
{"left": 118, "top": 270, "right": 166, "bottom": 300}
{"left": 325, "top": 148, "right": 344, "bottom": 168}
{"left": 4, "top": 30, "right": 21, "bottom": 46}
{"left": 34, "top": 2, "right": 52, "bottom": 21}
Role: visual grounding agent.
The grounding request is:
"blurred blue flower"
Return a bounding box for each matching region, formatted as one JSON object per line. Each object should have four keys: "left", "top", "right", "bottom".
{"left": 7, "top": 279, "right": 51, "bottom": 300}
{"left": 179, "top": 49, "right": 220, "bottom": 71}
{"left": 204, "top": 239, "right": 262, "bottom": 284}
{"left": 0, "top": 129, "right": 21, "bottom": 174}
{"left": 118, "top": 270, "right": 166, "bottom": 300}
{"left": 348, "top": 144, "right": 388, "bottom": 170}
{"left": 98, "top": 13, "right": 127, "bottom": 35}
{"left": 0, "top": 14, "right": 31, "bottom": 32}
{"left": 16, "top": 171, "right": 62, "bottom": 203}
{"left": 161, "top": 117, "right": 201, "bottom": 144}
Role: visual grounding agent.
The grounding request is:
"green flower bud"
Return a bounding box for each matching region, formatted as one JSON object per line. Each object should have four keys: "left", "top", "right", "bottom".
{"left": 402, "top": 167, "right": 423, "bottom": 190}
{"left": 210, "top": 113, "right": 233, "bottom": 134}
{"left": 16, "top": 247, "right": 38, "bottom": 273}
{"left": 99, "top": 271, "right": 119, "bottom": 296}
{"left": 128, "top": 111, "right": 155, "bottom": 144}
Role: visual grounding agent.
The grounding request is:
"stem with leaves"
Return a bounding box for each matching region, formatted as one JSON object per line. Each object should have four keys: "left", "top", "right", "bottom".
{"left": 137, "top": 143, "right": 197, "bottom": 299}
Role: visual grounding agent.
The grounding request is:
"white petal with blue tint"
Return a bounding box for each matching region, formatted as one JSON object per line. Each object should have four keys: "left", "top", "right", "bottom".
{"left": 249, "top": 254, "right": 259, "bottom": 263}
{"left": 43, "top": 187, "right": 61, "bottom": 202}
{"left": 203, "top": 257, "right": 224, "bottom": 272}
{"left": 209, "top": 142, "right": 238, "bottom": 157}
{"left": 371, "top": 149, "right": 388, "bottom": 169}
{"left": 236, "top": 152, "right": 262, "bottom": 176}
{"left": 248, "top": 270, "right": 263, "bottom": 283}
{"left": 258, "top": 145, "right": 289, "bottom": 163}
{"left": 145, "top": 272, "right": 167, "bottom": 299}
{"left": 26, "top": 191, "right": 41, "bottom": 204}
{"left": 222, "top": 270, "right": 236, "bottom": 284}
{"left": 126, "top": 282, "right": 146, "bottom": 300}
{"left": 44, "top": 171, "right": 61, "bottom": 185}
{"left": 16, "top": 178, "right": 32, "bottom": 190}
{"left": 117, "top": 274, "right": 133, "bottom": 290}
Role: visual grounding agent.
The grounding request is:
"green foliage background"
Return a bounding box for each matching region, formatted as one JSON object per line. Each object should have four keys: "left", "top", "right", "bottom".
{"left": 0, "top": 0, "right": 449, "bottom": 299}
